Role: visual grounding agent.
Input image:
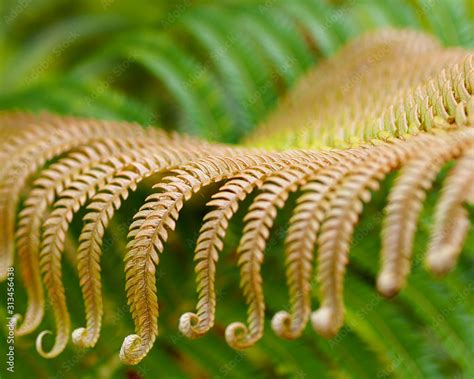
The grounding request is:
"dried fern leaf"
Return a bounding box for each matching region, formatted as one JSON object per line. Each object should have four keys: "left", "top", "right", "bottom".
{"left": 248, "top": 31, "right": 473, "bottom": 149}
{"left": 15, "top": 140, "right": 127, "bottom": 336}
{"left": 15, "top": 131, "right": 172, "bottom": 337}
{"left": 0, "top": 112, "right": 71, "bottom": 157}
{"left": 312, "top": 132, "right": 464, "bottom": 338}
{"left": 2, "top": 29, "right": 474, "bottom": 366}
{"left": 179, "top": 151, "right": 310, "bottom": 339}
{"left": 35, "top": 145, "right": 168, "bottom": 357}
{"left": 37, "top": 158, "right": 131, "bottom": 358}
{"left": 36, "top": 139, "right": 215, "bottom": 358}
{"left": 73, "top": 144, "right": 217, "bottom": 348}
{"left": 274, "top": 148, "right": 370, "bottom": 339}
{"left": 426, "top": 147, "right": 474, "bottom": 274}
{"left": 0, "top": 116, "right": 140, "bottom": 280}
{"left": 121, "top": 152, "right": 280, "bottom": 364}
{"left": 226, "top": 154, "right": 336, "bottom": 349}
{"left": 378, "top": 130, "right": 474, "bottom": 298}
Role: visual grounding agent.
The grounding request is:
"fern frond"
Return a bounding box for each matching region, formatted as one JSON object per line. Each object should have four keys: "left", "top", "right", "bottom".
{"left": 275, "top": 148, "right": 370, "bottom": 339}
{"left": 314, "top": 129, "right": 474, "bottom": 339}
{"left": 72, "top": 144, "right": 217, "bottom": 349}
{"left": 179, "top": 151, "right": 307, "bottom": 339}
{"left": 121, "top": 152, "right": 282, "bottom": 364}
{"left": 2, "top": 28, "right": 474, "bottom": 371}
{"left": 0, "top": 115, "right": 138, "bottom": 280}
{"left": 15, "top": 140, "right": 129, "bottom": 336}
{"left": 227, "top": 154, "right": 336, "bottom": 348}
{"left": 37, "top": 158, "right": 129, "bottom": 358}
{"left": 36, "top": 137, "right": 215, "bottom": 358}
{"left": 312, "top": 136, "right": 430, "bottom": 338}
{"left": 247, "top": 31, "right": 473, "bottom": 150}
{"left": 14, "top": 129, "right": 172, "bottom": 336}
{"left": 378, "top": 131, "right": 474, "bottom": 297}
{"left": 0, "top": 112, "right": 61, "bottom": 152}
{"left": 426, "top": 147, "right": 474, "bottom": 275}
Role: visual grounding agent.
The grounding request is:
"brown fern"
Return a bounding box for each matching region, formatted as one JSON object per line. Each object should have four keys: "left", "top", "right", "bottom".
{"left": 226, "top": 153, "right": 335, "bottom": 348}
{"left": 179, "top": 151, "right": 307, "bottom": 339}
{"left": 36, "top": 139, "right": 214, "bottom": 357}
{"left": 273, "top": 148, "right": 370, "bottom": 339}
{"left": 121, "top": 152, "right": 277, "bottom": 364}
{"left": 13, "top": 132, "right": 167, "bottom": 336}
{"left": 15, "top": 135, "right": 164, "bottom": 335}
{"left": 0, "top": 116, "right": 140, "bottom": 280}
{"left": 378, "top": 130, "right": 474, "bottom": 298}
{"left": 15, "top": 141, "right": 123, "bottom": 336}
{"left": 425, "top": 147, "right": 474, "bottom": 275}
{"left": 312, "top": 135, "right": 439, "bottom": 337}
{"left": 72, "top": 144, "right": 217, "bottom": 348}
{"left": 1, "top": 30, "right": 474, "bottom": 367}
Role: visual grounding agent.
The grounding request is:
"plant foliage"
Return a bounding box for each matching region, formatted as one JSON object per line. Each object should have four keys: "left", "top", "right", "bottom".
{"left": 1, "top": 1, "right": 474, "bottom": 378}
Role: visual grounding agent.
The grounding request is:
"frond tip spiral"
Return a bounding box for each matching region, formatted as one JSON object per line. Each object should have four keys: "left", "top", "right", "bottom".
{"left": 1, "top": 29, "right": 474, "bottom": 365}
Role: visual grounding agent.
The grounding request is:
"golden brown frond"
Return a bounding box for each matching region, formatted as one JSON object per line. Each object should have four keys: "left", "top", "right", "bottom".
{"left": 2, "top": 30, "right": 474, "bottom": 366}
{"left": 426, "top": 148, "right": 474, "bottom": 275}
{"left": 72, "top": 143, "right": 215, "bottom": 349}
{"left": 179, "top": 151, "right": 304, "bottom": 339}
{"left": 0, "top": 115, "right": 141, "bottom": 280}
{"left": 121, "top": 151, "right": 279, "bottom": 365}
{"left": 226, "top": 153, "right": 335, "bottom": 348}
{"left": 15, "top": 140, "right": 127, "bottom": 336}
{"left": 274, "top": 148, "right": 369, "bottom": 339}
{"left": 0, "top": 112, "right": 70, "bottom": 154}
{"left": 248, "top": 32, "right": 473, "bottom": 149}
{"left": 37, "top": 158, "right": 131, "bottom": 358}
{"left": 312, "top": 135, "right": 438, "bottom": 337}
{"left": 15, "top": 132, "right": 169, "bottom": 337}
{"left": 36, "top": 138, "right": 213, "bottom": 358}
{"left": 378, "top": 130, "right": 474, "bottom": 298}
